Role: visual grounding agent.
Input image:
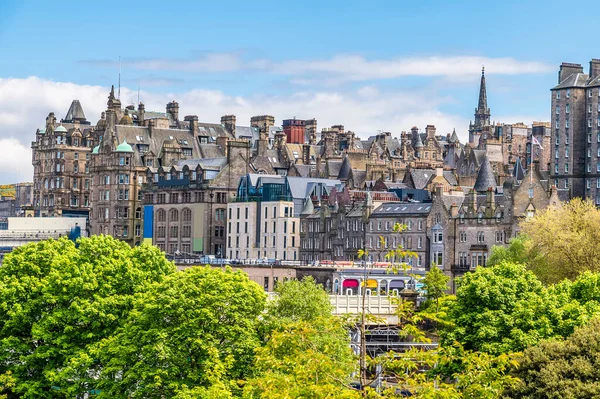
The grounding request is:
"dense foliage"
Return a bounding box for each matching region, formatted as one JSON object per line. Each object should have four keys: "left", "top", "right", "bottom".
{"left": 507, "top": 318, "right": 600, "bottom": 398}
{"left": 519, "top": 198, "right": 600, "bottom": 283}
{"left": 89, "top": 266, "right": 266, "bottom": 398}
{"left": 443, "top": 261, "right": 600, "bottom": 355}
{"left": 0, "top": 236, "right": 176, "bottom": 398}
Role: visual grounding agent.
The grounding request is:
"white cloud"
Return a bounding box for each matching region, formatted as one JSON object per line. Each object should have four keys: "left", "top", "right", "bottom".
{"left": 81, "top": 53, "right": 243, "bottom": 73}
{"left": 0, "top": 76, "right": 473, "bottom": 184}
{"left": 82, "top": 54, "right": 553, "bottom": 83}
{"left": 0, "top": 138, "right": 35, "bottom": 183}
{"left": 267, "top": 55, "right": 553, "bottom": 81}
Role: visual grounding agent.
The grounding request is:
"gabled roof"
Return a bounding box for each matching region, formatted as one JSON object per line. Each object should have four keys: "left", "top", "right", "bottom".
{"left": 408, "top": 169, "right": 435, "bottom": 190}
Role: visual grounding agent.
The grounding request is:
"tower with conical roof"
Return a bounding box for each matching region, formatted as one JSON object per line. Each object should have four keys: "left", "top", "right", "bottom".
{"left": 469, "top": 67, "right": 491, "bottom": 145}
{"left": 474, "top": 154, "right": 497, "bottom": 193}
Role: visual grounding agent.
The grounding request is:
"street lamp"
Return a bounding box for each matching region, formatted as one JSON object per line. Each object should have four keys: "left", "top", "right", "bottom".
{"left": 359, "top": 191, "right": 373, "bottom": 393}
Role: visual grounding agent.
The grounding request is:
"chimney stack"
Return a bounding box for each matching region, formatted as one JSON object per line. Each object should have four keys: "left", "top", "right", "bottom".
{"left": 558, "top": 62, "right": 583, "bottom": 84}
{"left": 184, "top": 115, "right": 199, "bottom": 134}
{"left": 221, "top": 115, "right": 236, "bottom": 137}
{"left": 166, "top": 101, "right": 179, "bottom": 122}
{"left": 590, "top": 59, "right": 600, "bottom": 80}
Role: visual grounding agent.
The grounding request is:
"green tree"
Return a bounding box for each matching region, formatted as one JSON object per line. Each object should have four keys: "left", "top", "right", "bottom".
{"left": 243, "top": 317, "right": 359, "bottom": 399}
{"left": 0, "top": 236, "right": 176, "bottom": 398}
{"left": 265, "top": 276, "right": 332, "bottom": 324}
{"left": 442, "top": 261, "right": 597, "bottom": 355}
{"left": 89, "top": 266, "right": 265, "bottom": 399}
{"left": 520, "top": 198, "right": 600, "bottom": 283}
{"left": 422, "top": 266, "right": 450, "bottom": 312}
{"left": 487, "top": 235, "right": 549, "bottom": 276}
{"left": 507, "top": 318, "right": 600, "bottom": 399}
{"left": 379, "top": 343, "right": 518, "bottom": 399}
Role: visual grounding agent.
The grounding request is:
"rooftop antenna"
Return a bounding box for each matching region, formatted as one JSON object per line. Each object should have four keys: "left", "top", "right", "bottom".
{"left": 118, "top": 56, "right": 121, "bottom": 100}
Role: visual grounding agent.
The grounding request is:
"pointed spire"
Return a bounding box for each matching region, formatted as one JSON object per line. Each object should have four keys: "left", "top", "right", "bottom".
{"left": 478, "top": 66, "right": 487, "bottom": 111}
{"left": 301, "top": 196, "right": 314, "bottom": 215}
{"left": 474, "top": 155, "right": 497, "bottom": 192}
{"left": 474, "top": 66, "right": 491, "bottom": 128}
{"left": 449, "top": 128, "right": 459, "bottom": 144}
{"left": 512, "top": 157, "right": 525, "bottom": 182}
{"left": 64, "top": 100, "right": 87, "bottom": 123}
{"left": 337, "top": 153, "right": 352, "bottom": 180}
{"left": 414, "top": 133, "right": 423, "bottom": 148}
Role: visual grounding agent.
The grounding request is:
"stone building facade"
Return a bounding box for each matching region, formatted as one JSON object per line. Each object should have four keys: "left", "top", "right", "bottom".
{"left": 31, "top": 100, "right": 93, "bottom": 218}
{"left": 550, "top": 60, "right": 600, "bottom": 200}
{"left": 365, "top": 202, "right": 432, "bottom": 268}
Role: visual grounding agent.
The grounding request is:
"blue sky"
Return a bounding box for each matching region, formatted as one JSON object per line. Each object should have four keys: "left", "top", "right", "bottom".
{"left": 0, "top": 0, "right": 595, "bottom": 183}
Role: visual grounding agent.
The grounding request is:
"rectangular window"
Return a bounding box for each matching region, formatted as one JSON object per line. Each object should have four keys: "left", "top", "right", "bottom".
{"left": 565, "top": 163, "right": 569, "bottom": 173}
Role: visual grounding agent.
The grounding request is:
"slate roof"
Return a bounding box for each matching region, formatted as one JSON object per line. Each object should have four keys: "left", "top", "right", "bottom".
{"left": 449, "top": 129, "right": 459, "bottom": 143}
{"left": 372, "top": 202, "right": 432, "bottom": 216}
{"left": 513, "top": 157, "right": 525, "bottom": 181}
{"left": 352, "top": 170, "right": 367, "bottom": 186}
{"left": 472, "top": 149, "right": 487, "bottom": 167}
{"left": 338, "top": 155, "right": 352, "bottom": 180}
{"left": 443, "top": 171, "right": 458, "bottom": 186}
{"left": 588, "top": 74, "right": 600, "bottom": 87}
{"left": 64, "top": 100, "right": 86, "bottom": 122}
{"left": 286, "top": 176, "right": 341, "bottom": 200}
{"left": 326, "top": 160, "right": 343, "bottom": 178}
{"left": 199, "top": 144, "right": 225, "bottom": 158}
{"left": 291, "top": 164, "right": 311, "bottom": 178}
{"left": 474, "top": 155, "right": 497, "bottom": 192}
{"left": 441, "top": 195, "right": 466, "bottom": 210}
{"left": 408, "top": 169, "right": 435, "bottom": 189}
{"left": 553, "top": 73, "right": 589, "bottom": 89}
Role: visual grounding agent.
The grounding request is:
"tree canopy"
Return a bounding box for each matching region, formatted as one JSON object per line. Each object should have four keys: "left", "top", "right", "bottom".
{"left": 442, "top": 261, "right": 599, "bottom": 355}
{"left": 520, "top": 198, "right": 600, "bottom": 283}
{"left": 264, "top": 276, "right": 332, "bottom": 324}
{"left": 0, "top": 236, "right": 176, "bottom": 398}
{"left": 507, "top": 317, "right": 600, "bottom": 399}
{"left": 89, "top": 266, "right": 266, "bottom": 399}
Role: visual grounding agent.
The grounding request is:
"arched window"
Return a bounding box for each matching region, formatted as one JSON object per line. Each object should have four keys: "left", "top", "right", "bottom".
{"left": 169, "top": 208, "right": 179, "bottom": 222}
{"left": 157, "top": 209, "right": 166, "bottom": 222}
{"left": 182, "top": 208, "right": 192, "bottom": 222}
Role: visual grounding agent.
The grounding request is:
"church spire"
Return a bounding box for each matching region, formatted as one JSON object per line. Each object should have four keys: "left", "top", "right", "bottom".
{"left": 474, "top": 66, "right": 491, "bottom": 128}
